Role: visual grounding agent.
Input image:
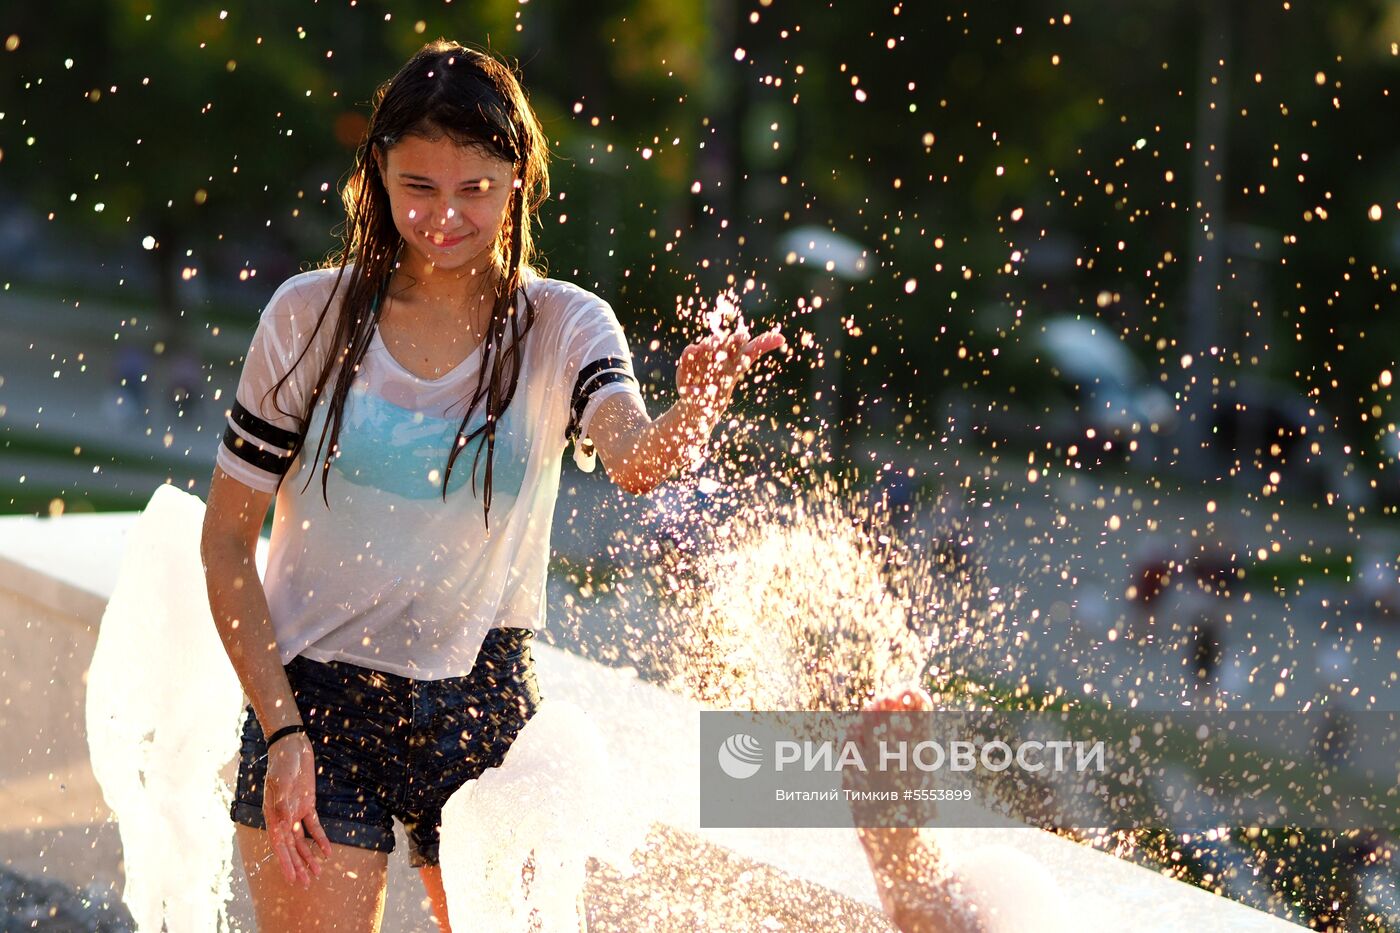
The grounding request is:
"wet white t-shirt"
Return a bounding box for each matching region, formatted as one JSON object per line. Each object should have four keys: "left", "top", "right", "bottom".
{"left": 215, "top": 265, "right": 644, "bottom": 679}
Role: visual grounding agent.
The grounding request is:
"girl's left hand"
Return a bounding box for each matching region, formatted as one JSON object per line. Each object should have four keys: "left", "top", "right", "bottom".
{"left": 676, "top": 322, "right": 787, "bottom": 423}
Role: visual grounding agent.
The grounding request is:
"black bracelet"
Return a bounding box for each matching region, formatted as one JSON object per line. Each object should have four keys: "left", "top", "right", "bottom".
{"left": 267, "top": 724, "right": 307, "bottom": 748}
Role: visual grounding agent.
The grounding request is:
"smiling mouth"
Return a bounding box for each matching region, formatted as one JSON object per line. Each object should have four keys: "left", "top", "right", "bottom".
{"left": 428, "top": 233, "right": 466, "bottom": 247}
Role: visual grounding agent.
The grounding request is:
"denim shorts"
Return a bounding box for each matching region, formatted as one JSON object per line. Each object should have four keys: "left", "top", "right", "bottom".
{"left": 230, "top": 627, "right": 543, "bottom": 868}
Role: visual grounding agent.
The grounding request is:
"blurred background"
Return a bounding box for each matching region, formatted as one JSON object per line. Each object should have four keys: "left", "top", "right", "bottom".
{"left": 1, "top": 0, "right": 1400, "bottom": 928}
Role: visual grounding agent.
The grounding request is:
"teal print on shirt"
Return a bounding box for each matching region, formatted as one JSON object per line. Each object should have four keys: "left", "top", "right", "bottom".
{"left": 327, "top": 385, "right": 529, "bottom": 500}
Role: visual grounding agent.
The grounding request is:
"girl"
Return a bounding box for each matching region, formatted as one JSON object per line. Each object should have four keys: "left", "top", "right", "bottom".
{"left": 201, "top": 40, "right": 785, "bottom": 933}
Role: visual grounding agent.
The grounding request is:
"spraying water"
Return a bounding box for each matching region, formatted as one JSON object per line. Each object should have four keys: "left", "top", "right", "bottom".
{"left": 84, "top": 484, "right": 245, "bottom": 932}
{"left": 439, "top": 702, "right": 645, "bottom": 932}
{"left": 636, "top": 471, "right": 993, "bottom": 713}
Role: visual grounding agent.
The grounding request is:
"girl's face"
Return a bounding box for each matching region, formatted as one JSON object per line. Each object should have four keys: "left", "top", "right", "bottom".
{"left": 375, "top": 133, "right": 516, "bottom": 280}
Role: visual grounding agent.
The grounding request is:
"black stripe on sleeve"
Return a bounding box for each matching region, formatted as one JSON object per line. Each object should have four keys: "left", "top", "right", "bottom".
{"left": 569, "top": 357, "right": 630, "bottom": 407}
{"left": 565, "top": 369, "right": 638, "bottom": 443}
{"left": 222, "top": 424, "right": 295, "bottom": 476}
{"left": 229, "top": 399, "right": 303, "bottom": 451}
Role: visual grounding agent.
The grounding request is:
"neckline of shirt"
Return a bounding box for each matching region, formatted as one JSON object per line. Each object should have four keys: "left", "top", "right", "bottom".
{"left": 356, "top": 272, "right": 555, "bottom": 387}
{"left": 370, "top": 324, "right": 487, "bottom": 386}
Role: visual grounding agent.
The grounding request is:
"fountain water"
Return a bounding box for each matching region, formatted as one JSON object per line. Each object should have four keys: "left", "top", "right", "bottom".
{"left": 439, "top": 702, "right": 645, "bottom": 932}
{"left": 84, "top": 484, "right": 245, "bottom": 932}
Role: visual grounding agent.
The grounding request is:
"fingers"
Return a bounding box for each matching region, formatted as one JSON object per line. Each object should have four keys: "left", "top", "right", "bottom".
{"left": 268, "top": 806, "right": 318, "bottom": 888}
{"left": 269, "top": 820, "right": 301, "bottom": 887}
{"left": 267, "top": 809, "right": 311, "bottom": 888}
{"left": 688, "top": 325, "right": 784, "bottom": 372}
{"left": 743, "top": 329, "right": 787, "bottom": 358}
{"left": 304, "top": 809, "right": 335, "bottom": 860}
{"left": 731, "top": 329, "right": 788, "bottom": 382}
{"left": 677, "top": 335, "right": 736, "bottom": 407}
{"left": 712, "top": 331, "right": 747, "bottom": 373}
{"left": 291, "top": 817, "right": 323, "bottom": 880}
{"left": 720, "top": 333, "right": 748, "bottom": 387}
{"left": 264, "top": 746, "right": 325, "bottom": 888}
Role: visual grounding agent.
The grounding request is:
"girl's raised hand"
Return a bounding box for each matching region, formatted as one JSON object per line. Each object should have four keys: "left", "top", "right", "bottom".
{"left": 675, "top": 320, "right": 787, "bottom": 423}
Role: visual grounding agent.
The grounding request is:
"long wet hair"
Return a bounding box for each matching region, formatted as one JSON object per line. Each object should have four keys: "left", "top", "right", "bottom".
{"left": 265, "top": 40, "right": 550, "bottom": 531}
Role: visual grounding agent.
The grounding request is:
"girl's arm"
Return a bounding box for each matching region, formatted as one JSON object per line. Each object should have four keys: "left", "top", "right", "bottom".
{"left": 202, "top": 466, "right": 332, "bottom": 888}
{"left": 200, "top": 466, "right": 300, "bottom": 737}
{"left": 585, "top": 327, "right": 786, "bottom": 495}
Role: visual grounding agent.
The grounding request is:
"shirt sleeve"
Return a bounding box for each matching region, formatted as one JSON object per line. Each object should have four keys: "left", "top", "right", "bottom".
{"left": 215, "top": 275, "right": 319, "bottom": 493}
{"left": 561, "top": 291, "right": 647, "bottom": 452}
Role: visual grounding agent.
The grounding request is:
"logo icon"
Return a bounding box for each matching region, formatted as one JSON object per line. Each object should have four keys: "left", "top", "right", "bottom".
{"left": 717, "top": 733, "right": 763, "bottom": 779}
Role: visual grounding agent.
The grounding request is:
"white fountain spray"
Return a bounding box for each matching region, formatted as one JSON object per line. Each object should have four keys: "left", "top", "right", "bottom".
{"left": 84, "top": 484, "right": 246, "bottom": 932}
{"left": 439, "top": 701, "right": 645, "bottom": 932}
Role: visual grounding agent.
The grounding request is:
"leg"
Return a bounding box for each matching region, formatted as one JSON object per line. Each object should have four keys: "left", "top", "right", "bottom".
{"left": 238, "top": 823, "right": 388, "bottom": 933}
{"left": 418, "top": 866, "right": 452, "bottom": 933}
{"left": 415, "top": 852, "right": 537, "bottom": 933}
{"left": 851, "top": 689, "right": 987, "bottom": 933}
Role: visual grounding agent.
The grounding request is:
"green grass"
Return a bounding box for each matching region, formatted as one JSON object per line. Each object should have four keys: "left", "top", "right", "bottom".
{"left": 1, "top": 431, "right": 199, "bottom": 475}
{"left": 0, "top": 485, "right": 150, "bottom": 516}
{"left": 1243, "top": 551, "right": 1357, "bottom": 587}
{"left": 4, "top": 276, "right": 259, "bottom": 334}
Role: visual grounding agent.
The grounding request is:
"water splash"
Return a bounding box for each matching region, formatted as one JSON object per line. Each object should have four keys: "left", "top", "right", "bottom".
{"left": 439, "top": 701, "right": 645, "bottom": 933}
{"left": 84, "top": 484, "right": 244, "bottom": 932}
{"left": 636, "top": 471, "right": 994, "bottom": 713}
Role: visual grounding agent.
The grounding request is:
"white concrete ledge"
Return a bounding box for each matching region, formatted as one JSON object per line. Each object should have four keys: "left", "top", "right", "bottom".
{"left": 0, "top": 506, "right": 1302, "bottom": 931}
